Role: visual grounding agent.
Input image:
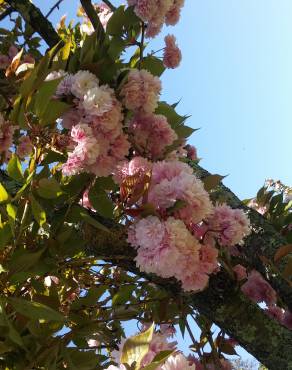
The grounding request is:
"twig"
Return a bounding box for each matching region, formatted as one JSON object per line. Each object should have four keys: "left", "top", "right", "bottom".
{"left": 138, "top": 22, "right": 145, "bottom": 69}
{"left": 46, "top": 0, "right": 65, "bottom": 18}
{"left": 80, "top": 0, "right": 105, "bottom": 43}
{"left": 0, "top": 6, "right": 14, "bottom": 21}
{"left": 4, "top": 0, "right": 60, "bottom": 48}
{"left": 102, "top": 0, "right": 116, "bottom": 11}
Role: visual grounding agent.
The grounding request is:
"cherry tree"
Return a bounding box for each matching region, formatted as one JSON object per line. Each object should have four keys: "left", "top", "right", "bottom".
{"left": 0, "top": 1, "right": 291, "bottom": 369}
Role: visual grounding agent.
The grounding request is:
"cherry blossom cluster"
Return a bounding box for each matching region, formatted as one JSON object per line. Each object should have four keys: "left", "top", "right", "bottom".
{"left": 107, "top": 325, "right": 233, "bottom": 370}
{"left": 127, "top": 0, "right": 185, "bottom": 37}
{"left": 108, "top": 325, "right": 196, "bottom": 370}
{"left": 0, "top": 113, "right": 33, "bottom": 163}
{"left": 47, "top": 70, "right": 130, "bottom": 177}
{"left": 234, "top": 267, "right": 292, "bottom": 330}
{"left": 0, "top": 113, "right": 16, "bottom": 162}
{"left": 119, "top": 158, "right": 250, "bottom": 292}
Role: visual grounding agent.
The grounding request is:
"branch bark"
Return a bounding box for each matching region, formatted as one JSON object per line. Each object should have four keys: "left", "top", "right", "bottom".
{"left": 84, "top": 218, "right": 292, "bottom": 370}
{"left": 4, "top": 0, "right": 60, "bottom": 48}
{"left": 80, "top": 0, "right": 105, "bottom": 43}
{"left": 1, "top": 162, "right": 292, "bottom": 368}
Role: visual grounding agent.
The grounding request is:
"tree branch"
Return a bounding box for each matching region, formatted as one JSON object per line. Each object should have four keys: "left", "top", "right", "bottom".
{"left": 102, "top": 0, "right": 116, "bottom": 11}
{"left": 4, "top": 0, "right": 60, "bottom": 48}
{"left": 0, "top": 6, "right": 14, "bottom": 21}
{"left": 80, "top": 0, "right": 105, "bottom": 43}
{"left": 45, "top": 0, "right": 65, "bottom": 19}
{"left": 83, "top": 221, "right": 292, "bottom": 370}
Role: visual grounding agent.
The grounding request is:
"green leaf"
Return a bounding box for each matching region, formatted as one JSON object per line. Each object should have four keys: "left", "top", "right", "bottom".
{"left": 88, "top": 183, "right": 114, "bottom": 219}
{"left": 155, "top": 102, "right": 194, "bottom": 139}
{"left": 41, "top": 150, "right": 66, "bottom": 165}
{"left": 107, "top": 6, "right": 126, "bottom": 36}
{"left": 9, "top": 248, "right": 45, "bottom": 275}
{"left": 203, "top": 174, "right": 225, "bottom": 191}
{"left": 6, "top": 203, "right": 17, "bottom": 237}
{"left": 34, "top": 78, "right": 63, "bottom": 118}
{"left": 68, "top": 205, "right": 109, "bottom": 233}
{"left": 7, "top": 154, "right": 23, "bottom": 182}
{"left": 140, "top": 56, "right": 165, "bottom": 77}
{"left": 0, "top": 183, "right": 9, "bottom": 204}
{"left": 37, "top": 178, "right": 63, "bottom": 199}
{"left": 108, "top": 37, "right": 126, "bottom": 60}
{"left": 112, "top": 285, "right": 135, "bottom": 306}
{"left": 121, "top": 323, "right": 154, "bottom": 369}
{"left": 40, "top": 100, "right": 70, "bottom": 126}
{"left": 0, "top": 222, "right": 12, "bottom": 250}
{"left": 9, "top": 297, "right": 65, "bottom": 322}
{"left": 29, "top": 195, "right": 46, "bottom": 226}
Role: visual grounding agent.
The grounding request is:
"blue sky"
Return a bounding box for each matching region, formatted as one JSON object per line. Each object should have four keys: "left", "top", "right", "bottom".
{"left": 4, "top": 0, "right": 292, "bottom": 365}
{"left": 31, "top": 0, "right": 292, "bottom": 201}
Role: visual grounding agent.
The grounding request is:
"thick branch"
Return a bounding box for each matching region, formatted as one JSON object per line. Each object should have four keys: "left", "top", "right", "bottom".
{"left": 102, "top": 0, "right": 116, "bottom": 11}
{"left": 4, "top": 0, "right": 60, "bottom": 48}
{"left": 80, "top": 0, "right": 105, "bottom": 43}
{"left": 188, "top": 160, "right": 292, "bottom": 311}
{"left": 84, "top": 223, "right": 292, "bottom": 370}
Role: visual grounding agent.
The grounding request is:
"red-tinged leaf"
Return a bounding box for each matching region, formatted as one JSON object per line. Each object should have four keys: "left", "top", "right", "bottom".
{"left": 274, "top": 244, "right": 292, "bottom": 263}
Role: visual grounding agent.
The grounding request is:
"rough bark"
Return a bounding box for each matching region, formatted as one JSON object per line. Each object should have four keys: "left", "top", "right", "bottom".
{"left": 84, "top": 218, "right": 292, "bottom": 370}
{"left": 1, "top": 159, "right": 292, "bottom": 368}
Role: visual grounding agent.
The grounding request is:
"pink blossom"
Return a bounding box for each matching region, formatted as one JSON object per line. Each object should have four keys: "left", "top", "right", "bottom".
{"left": 185, "top": 144, "right": 197, "bottom": 160}
{"left": 165, "top": 0, "right": 185, "bottom": 25}
{"left": 207, "top": 204, "right": 250, "bottom": 247}
{"left": 129, "top": 113, "right": 177, "bottom": 159}
{"left": 128, "top": 216, "right": 215, "bottom": 292}
{"left": 282, "top": 311, "right": 292, "bottom": 330}
{"left": 163, "top": 35, "right": 182, "bottom": 69}
{"left": 206, "top": 359, "right": 232, "bottom": 370}
{"left": 199, "top": 244, "right": 219, "bottom": 274}
{"left": 148, "top": 160, "right": 213, "bottom": 223}
{"left": 56, "top": 73, "right": 75, "bottom": 96}
{"left": 114, "top": 156, "right": 152, "bottom": 184}
{"left": 160, "top": 353, "right": 196, "bottom": 370}
{"left": 233, "top": 264, "right": 247, "bottom": 281}
{"left": 241, "top": 270, "right": 277, "bottom": 305}
{"left": 0, "top": 114, "right": 17, "bottom": 159}
{"left": 120, "top": 69, "right": 161, "bottom": 113}
{"left": 16, "top": 135, "right": 33, "bottom": 158}
{"left": 61, "top": 108, "right": 83, "bottom": 130}
{"left": 97, "top": 2, "right": 113, "bottom": 28}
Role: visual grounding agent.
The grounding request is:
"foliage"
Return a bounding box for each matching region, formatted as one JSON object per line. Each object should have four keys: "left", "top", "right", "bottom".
{"left": 0, "top": 1, "right": 291, "bottom": 369}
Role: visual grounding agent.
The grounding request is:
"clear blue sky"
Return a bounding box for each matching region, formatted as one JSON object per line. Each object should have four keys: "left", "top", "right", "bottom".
{"left": 31, "top": 0, "right": 292, "bottom": 201}
{"left": 4, "top": 0, "right": 292, "bottom": 365}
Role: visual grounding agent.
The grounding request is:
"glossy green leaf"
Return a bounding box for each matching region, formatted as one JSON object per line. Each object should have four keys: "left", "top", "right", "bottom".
{"left": 37, "top": 178, "right": 63, "bottom": 199}
{"left": 88, "top": 184, "right": 114, "bottom": 219}
{"left": 9, "top": 297, "right": 65, "bottom": 322}
{"left": 121, "top": 323, "right": 154, "bottom": 369}
{"left": 29, "top": 195, "right": 46, "bottom": 226}
{"left": 0, "top": 183, "right": 9, "bottom": 204}
{"left": 7, "top": 154, "right": 23, "bottom": 182}
{"left": 112, "top": 285, "right": 135, "bottom": 306}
